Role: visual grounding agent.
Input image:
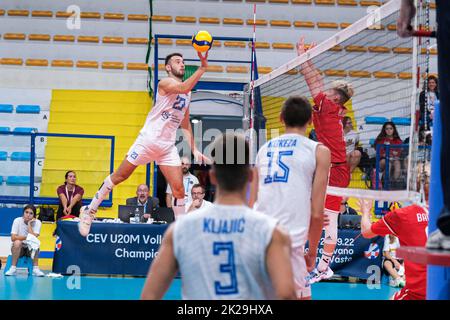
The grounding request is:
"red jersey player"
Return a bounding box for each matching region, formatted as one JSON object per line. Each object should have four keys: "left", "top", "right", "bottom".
{"left": 297, "top": 37, "right": 354, "bottom": 284}
{"left": 360, "top": 197, "right": 428, "bottom": 300}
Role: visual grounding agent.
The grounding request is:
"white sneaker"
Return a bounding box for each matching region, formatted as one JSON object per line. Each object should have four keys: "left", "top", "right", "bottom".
{"left": 78, "top": 206, "right": 95, "bottom": 237}
{"left": 398, "top": 265, "right": 405, "bottom": 277}
{"left": 5, "top": 268, "right": 16, "bottom": 276}
{"left": 390, "top": 277, "right": 403, "bottom": 287}
{"left": 32, "top": 268, "right": 45, "bottom": 277}
{"left": 426, "top": 229, "right": 450, "bottom": 250}
{"left": 306, "top": 267, "right": 334, "bottom": 285}
{"left": 389, "top": 278, "right": 397, "bottom": 287}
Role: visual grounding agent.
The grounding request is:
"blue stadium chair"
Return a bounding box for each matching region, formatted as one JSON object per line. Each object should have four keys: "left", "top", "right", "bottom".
{"left": 16, "top": 105, "right": 41, "bottom": 114}
{"left": 0, "top": 104, "right": 13, "bottom": 113}
{"left": 391, "top": 117, "right": 411, "bottom": 126}
{"left": 0, "top": 151, "right": 7, "bottom": 161}
{"left": 0, "top": 176, "right": 3, "bottom": 184}
{"left": 6, "top": 176, "right": 30, "bottom": 185}
{"left": 369, "top": 138, "right": 375, "bottom": 146}
{"left": 10, "top": 152, "right": 31, "bottom": 161}
{"left": 13, "top": 127, "right": 38, "bottom": 133}
{"left": 3, "top": 255, "right": 34, "bottom": 275}
{"left": 0, "top": 127, "right": 11, "bottom": 133}
{"left": 364, "top": 116, "right": 388, "bottom": 125}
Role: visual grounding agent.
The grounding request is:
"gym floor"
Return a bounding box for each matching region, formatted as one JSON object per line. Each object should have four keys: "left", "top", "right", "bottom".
{"left": 0, "top": 272, "right": 399, "bottom": 300}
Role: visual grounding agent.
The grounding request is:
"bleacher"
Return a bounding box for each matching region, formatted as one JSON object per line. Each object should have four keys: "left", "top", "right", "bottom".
{"left": 0, "top": 0, "right": 437, "bottom": 79}
{"left": 0, "top": 2, "right": 436, "bottom": 204}
{"left": 0, "top": 88, "right": 50, "bottom": 199}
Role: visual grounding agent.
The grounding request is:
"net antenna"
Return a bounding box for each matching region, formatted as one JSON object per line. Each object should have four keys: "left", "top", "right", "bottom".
{"left": 414, "top": 0, "right": 435, "bottom": 206}
{"left": 251, "top": 0, "right": 430, "bottom": 202}
{"left": 245, "top": 3, "right": 258, "bottom": 162}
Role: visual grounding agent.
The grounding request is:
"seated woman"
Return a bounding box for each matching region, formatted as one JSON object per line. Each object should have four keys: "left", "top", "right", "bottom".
{"left": 374, "top": 122, "right": 403, "bottom": 188}
{"left": 56, "top": 171, "right": 84, "bottom": 220}
{"left": 383, "top": 234, "right": 405, "bottom": 288}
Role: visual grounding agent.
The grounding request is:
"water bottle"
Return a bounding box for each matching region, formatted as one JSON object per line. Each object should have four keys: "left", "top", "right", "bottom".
{"left": 134, "top": 208, "right": 140, "bottom": 224}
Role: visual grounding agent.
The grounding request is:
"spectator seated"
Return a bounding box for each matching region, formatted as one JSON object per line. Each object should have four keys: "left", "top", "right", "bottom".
{"left": 16, "top": 105, "right": 40, "bottom": 114}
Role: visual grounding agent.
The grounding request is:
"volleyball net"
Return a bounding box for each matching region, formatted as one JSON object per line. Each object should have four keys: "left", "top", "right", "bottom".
{"left": 244, "top": 0, "right": 435, "bottom": 202}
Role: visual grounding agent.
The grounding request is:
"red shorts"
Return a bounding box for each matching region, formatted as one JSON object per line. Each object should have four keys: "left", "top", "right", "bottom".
{"left": 325, "top": 164, "right": 350, "bottom": 212}
{"left": 392, "top": 288, "right": 425, "bottom": 300}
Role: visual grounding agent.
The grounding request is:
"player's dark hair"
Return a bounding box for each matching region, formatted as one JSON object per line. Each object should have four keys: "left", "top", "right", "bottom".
{"left": 23, "top": 204, "right": 36, "bottom": 217}
{"left": 165, "top": 53, "right": 183, "bottom": 65}
{"left": 280, "top": 96, "right": 312, "bottom": 128}
{"left": 211, "top": 133, "right": 250, "bottom": 192}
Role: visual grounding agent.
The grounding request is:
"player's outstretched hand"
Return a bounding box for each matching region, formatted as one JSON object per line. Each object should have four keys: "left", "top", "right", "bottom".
{"left": 397, "top": 1, "right": 416, "bottom": 38}
{"left": 193, "top": 149, "right": 212, "bottom": 166}
{"left": 296, "top": 36, "right": 307, "bottom": 56}
{"left": 357, "top": 198, "right": 373, "bottom": 215}
{"left": 197, "top": 51, "right": 209, "bottom": 69}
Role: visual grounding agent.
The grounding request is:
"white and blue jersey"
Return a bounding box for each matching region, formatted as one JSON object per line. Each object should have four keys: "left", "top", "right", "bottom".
{"left": 254, "top": 133, "right": 319, "bottom": 247}
{"left": 173, "top": 204, "right": 278, "bottom": 300}
{"left": 126, "top": 90, "right": 191, "bottom": 166}
{"left": 140, "top": 91, "right": 191, "bottom": 144}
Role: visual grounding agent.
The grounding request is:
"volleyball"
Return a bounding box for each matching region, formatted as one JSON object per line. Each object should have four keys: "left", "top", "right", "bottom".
{"left": 192, "top": 30, "right": 213, "bottom": 53}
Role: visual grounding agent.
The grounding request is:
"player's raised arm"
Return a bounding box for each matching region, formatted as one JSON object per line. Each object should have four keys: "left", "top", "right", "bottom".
{"left": 265, "top": 226, "right": 297, "bottom": 300}
{"left": 159, "top": 52, "right": 208, "bottom": 96}
{"left": 141, "top": 225, "right": 178, "bottom": 300}
{"left": 296, "top": 37, "right": 324, "bottom": 98}
{"left": 305, "top": 144, "right": 330, "bottom": 271}
{"left": 358, "top": 199, "right": 377, "bottom": 238}
{"left": 397, "top": 0, "right": 416, "bottom": 38}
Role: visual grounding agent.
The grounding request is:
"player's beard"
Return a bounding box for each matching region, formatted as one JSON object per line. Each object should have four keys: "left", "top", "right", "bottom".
{"left": 182, "top": 167, "right": 189, "bottom": 175}
{"left": 172, "top": 68, "right": 185, "bottom": 80}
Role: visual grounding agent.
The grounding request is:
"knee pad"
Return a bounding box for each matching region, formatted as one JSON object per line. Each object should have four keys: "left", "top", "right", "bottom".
{"left": 324, "top": 209, "right": 339, "bottom": 245}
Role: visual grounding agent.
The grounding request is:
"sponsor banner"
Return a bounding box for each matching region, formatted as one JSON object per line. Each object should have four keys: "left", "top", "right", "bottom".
{"left": 306, "top": 229, "right": 384, "bottom": 279}
{"left": 53, "top": 221, "right": 168, "bottom": 276}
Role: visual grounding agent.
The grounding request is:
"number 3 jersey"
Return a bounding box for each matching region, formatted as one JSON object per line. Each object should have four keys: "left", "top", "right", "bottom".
{"left": 254, "top": 133, "right": 319, "bottom": 247}
{"left": 173, "top": 204, "right": 278, "bottom": 300}
{"left": 139, "top": 91, "right": 191, "bottom": 144}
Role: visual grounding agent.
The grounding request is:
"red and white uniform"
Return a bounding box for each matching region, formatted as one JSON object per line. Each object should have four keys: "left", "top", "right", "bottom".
{"left": 126, "top": 91, "right": 191, "bottom": 167}
{"left": 371, "top": 205, "right": 428, "bottom": 300}
{"left": 313, "top": 92, "right": 350, "bottom": 211}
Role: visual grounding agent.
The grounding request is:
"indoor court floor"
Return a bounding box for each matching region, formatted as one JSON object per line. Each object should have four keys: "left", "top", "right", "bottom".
{"left": 0, "top": 273, "right": 399, "bottom": 300}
